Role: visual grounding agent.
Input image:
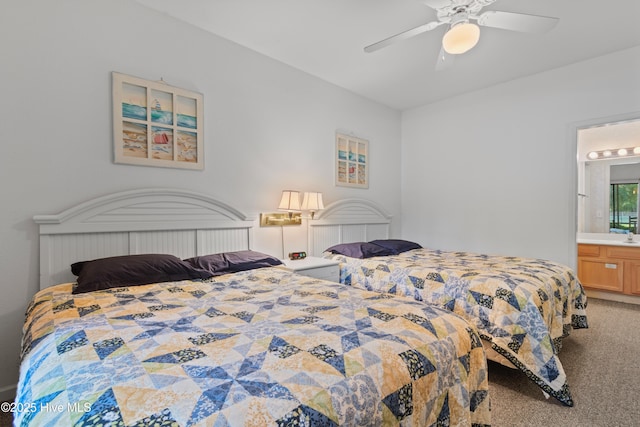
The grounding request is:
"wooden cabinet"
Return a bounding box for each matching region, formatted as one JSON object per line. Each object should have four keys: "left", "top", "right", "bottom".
{"left": 626, "top": 259, "right": 640, "bottom": 295}
{"left": 578, "top": 243, "right": 640, "bottom": 295}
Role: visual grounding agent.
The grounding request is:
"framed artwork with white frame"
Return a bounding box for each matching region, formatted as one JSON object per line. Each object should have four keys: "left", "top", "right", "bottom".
{"left": 335, "top": 132, "right": 369, "bottom": 188}
{"left": 112, "top": 72, "right": 204, "bottom": 170}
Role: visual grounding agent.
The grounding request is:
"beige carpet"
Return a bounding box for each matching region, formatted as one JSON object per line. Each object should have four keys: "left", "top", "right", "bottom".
{"left": 490, "top": 297, "right": 640, "bottom": 426}
{"left": 2, "top": 298, "right": 637, "bottom": 426}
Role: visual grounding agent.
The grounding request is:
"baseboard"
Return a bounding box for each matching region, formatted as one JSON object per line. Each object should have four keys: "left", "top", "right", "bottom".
{"left": 0, "top": 384, "right": 16, "bottom": 402}
{"left": 585, "top": 289, "right": 640, "bottom": 305}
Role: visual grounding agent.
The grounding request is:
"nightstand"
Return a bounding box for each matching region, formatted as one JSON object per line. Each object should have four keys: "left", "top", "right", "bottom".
{"left": 279, "top": 257, "right": 341, "bottom": 282}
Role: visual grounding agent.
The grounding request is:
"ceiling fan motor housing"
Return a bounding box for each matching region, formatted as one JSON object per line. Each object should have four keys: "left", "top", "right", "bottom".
{"left": 449, "top": 10, "right": 470, "bottom": 26}
{"left": 436, "top": 0, "right": 497, "bottom": 22}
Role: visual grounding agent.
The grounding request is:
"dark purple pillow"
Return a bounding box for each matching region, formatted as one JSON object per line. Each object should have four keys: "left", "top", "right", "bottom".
{"left": 70, "top": 260, "right": 87, "bottom": 276}
{"left": 369, "top": 239, "right": 422, "bottom": 254}
{"left": 185, "top": 250, "right": 282, "bottom": 275}
{"left": 325, "top": 242, "right": 395, "bottom": 259}
{"left": 183, "top": 253, "right": 229, "bottom": 275}
{"left": 224, "top": 250, "right": 283, "bottom": 272}
{"left": 73, "top": 254, "right": 211, "bottom": 294}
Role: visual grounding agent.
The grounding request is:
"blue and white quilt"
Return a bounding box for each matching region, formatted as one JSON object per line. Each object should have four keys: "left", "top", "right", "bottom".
{"left": 16, "top": 267, "right": 491, "bottom": 426}
{"left": 326, "top": 248, "right": 588, "bottom": 407}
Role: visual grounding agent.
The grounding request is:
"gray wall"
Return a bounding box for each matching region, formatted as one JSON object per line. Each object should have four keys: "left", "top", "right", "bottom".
{"left": 401, "top": 46, "right": 640, "bottom": 267}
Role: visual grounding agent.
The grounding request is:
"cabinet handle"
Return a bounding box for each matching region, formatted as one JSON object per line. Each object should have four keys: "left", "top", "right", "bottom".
{"left": 605, "top": 263, "right": 617, "bottom": 269}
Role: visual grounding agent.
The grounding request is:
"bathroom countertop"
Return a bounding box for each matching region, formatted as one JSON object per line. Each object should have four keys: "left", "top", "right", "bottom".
{"left": 577, "top": 233, "right": 640, "bottom": 247}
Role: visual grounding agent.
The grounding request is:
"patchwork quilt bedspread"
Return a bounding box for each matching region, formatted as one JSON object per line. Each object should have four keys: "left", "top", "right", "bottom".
{"left": 326, "top": 249, "right": 588, "bottom": 407}
{"left": 16, "top": 267, "right": 491, "bottom": 426}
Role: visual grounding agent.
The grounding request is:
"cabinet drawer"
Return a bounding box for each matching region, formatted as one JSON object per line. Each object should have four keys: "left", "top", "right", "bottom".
{"left": 578, "top": 258, "right": 624, "bottom": 292}
{"left": 606, "top": 245, "right": 640, "bottom": 259}
{"left": 578, "top": 244, "right": 600, "bottom": 257}
{"left": 298, "top": 265, "right": 340, "bottom": 282}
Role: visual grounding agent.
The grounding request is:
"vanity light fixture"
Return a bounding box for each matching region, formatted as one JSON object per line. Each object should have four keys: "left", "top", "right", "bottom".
{"left": 587, "top": 147, "right": 640, "bottom": 160}
{"left": 301, "top": 192, "right": 324, "bottom": 219}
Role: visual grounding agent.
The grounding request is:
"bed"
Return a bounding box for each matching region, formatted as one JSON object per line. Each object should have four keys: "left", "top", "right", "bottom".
{"left": 309, "top": 199, "right": 588, "bottom": 408}
{"left": 15, "top": 189, "right": 491, "bottom": 426}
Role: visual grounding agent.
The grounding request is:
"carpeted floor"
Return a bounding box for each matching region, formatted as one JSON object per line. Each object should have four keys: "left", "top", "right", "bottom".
{"left": 489, "top": 297, "right": 640, "bottom": 426}
{"left": 2, "top": 298, "right": 637, "bottom": 426}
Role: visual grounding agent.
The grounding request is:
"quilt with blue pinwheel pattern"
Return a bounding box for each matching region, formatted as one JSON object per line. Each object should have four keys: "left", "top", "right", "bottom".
{"left": 325, "top": 248, "right": 588, "bottom": 407}
{"left": 16, "top": 267, "right": 491, "bottom": 426}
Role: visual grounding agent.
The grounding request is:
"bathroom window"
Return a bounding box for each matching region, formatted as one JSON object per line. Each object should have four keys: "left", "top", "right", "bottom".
{"left": 610, "top": 182, "right": 638, "bottom": 233}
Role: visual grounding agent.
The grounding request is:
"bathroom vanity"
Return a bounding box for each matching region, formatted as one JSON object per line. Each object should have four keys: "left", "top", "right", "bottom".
{"left": 577, "top": 234, "right": 640, "bottom": 297}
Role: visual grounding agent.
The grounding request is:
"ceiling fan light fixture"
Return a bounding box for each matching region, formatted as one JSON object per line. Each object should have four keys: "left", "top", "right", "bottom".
{"left": 442, "top": 22, "right": 480, "bottom": 54}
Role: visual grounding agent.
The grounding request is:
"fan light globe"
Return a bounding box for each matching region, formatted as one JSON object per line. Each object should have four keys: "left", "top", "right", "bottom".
{"left": 442, "top": 22, "right": 480, "bottom": 54}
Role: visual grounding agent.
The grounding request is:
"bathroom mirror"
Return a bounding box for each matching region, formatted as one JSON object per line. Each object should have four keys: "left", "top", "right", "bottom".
{"left": 578, "top": 118, "right": 640, "bottom": 234}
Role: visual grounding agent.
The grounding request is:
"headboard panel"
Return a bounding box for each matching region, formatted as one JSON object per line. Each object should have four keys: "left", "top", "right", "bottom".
{"left": 308, "top": 198, "right": 392, "bottom": 256}
{"left": 34, "top": 188, "right": 254, "bottom": 289}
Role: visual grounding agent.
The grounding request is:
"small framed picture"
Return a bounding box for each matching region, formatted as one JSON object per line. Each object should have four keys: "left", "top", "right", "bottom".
{"left": 336, "top": 132, "right": 368, "bottom": 188}
{"left": 112, "top": 72, "right": 204, "bottom": 170}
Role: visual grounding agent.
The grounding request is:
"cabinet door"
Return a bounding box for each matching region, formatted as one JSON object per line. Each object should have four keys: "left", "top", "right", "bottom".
{"left": 626, "top": 260, "right": 640, "bottom": 295}
{"left": 578, "top": 258, "right": 624, "bottom": 292}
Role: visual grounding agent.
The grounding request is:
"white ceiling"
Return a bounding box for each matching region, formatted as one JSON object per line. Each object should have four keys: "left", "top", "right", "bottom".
{"left": 135, "top": 0, "right": 640, "bottom": 111}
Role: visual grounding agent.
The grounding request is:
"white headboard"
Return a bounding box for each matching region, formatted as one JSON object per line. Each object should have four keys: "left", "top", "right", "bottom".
{"left": 34, "top": 188, "right": 255, "bottom": 289}
{"left": 308, "top": 198, "right": 392, "bottom": 256}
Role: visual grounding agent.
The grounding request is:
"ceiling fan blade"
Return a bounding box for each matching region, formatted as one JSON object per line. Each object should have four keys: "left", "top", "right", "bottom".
{"left": 477, "top": 10, "right": 558, "bottom": 33}
{"left": 364, "top": 21, "right": 443, "bottom": 53}
{"left": 420, "top": 0, "right": 453, "bottom": 10}
{"left": 435, "top": 45, "right": 455, "bottom": 71}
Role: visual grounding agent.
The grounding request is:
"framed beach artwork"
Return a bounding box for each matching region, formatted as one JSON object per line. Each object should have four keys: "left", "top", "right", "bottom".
{"left": 112, "top": 72, "right": 204, "bottom": 170}
{"left": 335, "top": 132, "right": 368, "bottom": 188}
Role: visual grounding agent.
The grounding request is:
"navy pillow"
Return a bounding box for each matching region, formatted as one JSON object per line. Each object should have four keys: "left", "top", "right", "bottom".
{"left": 185, "top": 250, "right": 282, "bottom": 275}
{"left": 369, "top": 239, "right": 422, "bottom": 254}
{"left": 72, "top": 254, "right": 211, "bottom": 294}
{"left": 325, "top": 242, "right": 395, "bottom": 259}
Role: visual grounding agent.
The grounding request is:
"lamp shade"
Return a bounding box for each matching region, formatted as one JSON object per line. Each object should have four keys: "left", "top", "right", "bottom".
{"left": 442, "top": 22, "right": 480, "bottom": 54}
{"left": 278, "top": 190, "right": 301, "bottom": 211}
{"left": 301, "top": 192, "right": 324, "bottom": 211}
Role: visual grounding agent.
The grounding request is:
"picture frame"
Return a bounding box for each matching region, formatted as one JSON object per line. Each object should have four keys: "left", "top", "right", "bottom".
{"left": 335, "top": 132, "right": 369, "bottom": 188}
{"left": 112, "top": 72, "right": 204, "bottom": 170}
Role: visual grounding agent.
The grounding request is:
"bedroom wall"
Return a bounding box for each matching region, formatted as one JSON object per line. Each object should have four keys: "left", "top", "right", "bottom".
{"left": 401, "top": 45, "right": 640, "bottom": 268}
{"left": 0, "top": 0, "right": 401, "bottom": 399}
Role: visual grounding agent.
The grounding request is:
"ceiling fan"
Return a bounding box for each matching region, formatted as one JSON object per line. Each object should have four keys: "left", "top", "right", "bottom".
{"left": 364, "top": 0, "right": 558, "bottom": 70}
